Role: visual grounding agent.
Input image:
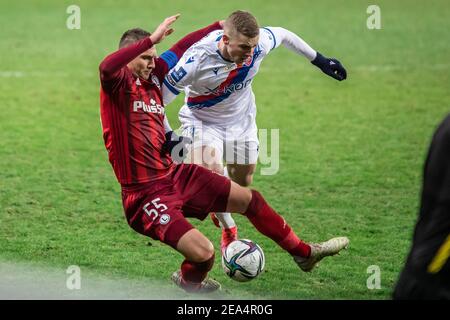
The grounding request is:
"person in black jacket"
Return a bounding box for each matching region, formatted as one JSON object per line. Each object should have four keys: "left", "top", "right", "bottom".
{"left": 393, "top": 114, "right": 450, "bottom": 299}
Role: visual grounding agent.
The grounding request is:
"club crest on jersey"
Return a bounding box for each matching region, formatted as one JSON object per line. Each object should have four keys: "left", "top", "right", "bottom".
{"left": 151, "top": 75, "right": 161, "bottom": 89}
{"left": 159, "top": 214, "right": 170, "bottom": 225}
{"left": 241, "top": 46, "right": 261, "bottom": 67}
{"left": 133, "top": 98, "right": 164, "bottom": 115}
{"left": 243, "top": 55, "right": 253, "bottom": 67}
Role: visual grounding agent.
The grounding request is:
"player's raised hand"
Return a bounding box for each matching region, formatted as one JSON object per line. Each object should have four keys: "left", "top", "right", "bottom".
{"left": 311, "top": 52, "right": 347, "bottom": 81}
{"left": 150, "top": 14, "right": 181, "bottom": 45}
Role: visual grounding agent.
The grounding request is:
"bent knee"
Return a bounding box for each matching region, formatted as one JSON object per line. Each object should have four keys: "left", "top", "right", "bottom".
{"left": 190, "top": 240, "right": 215, "bottom": 263}
{"left": 227, "top": 182, "right": 253, "bottom": 213}
{"left": 240, "top": 187, "right": 253, "bottom": 211}
{"left": 235, "top": 174, "right": 253, "bottom": 187}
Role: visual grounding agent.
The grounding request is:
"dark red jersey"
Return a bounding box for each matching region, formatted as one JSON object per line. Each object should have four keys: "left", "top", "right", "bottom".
{"left": 99, "top": 22, "right": 221, "bottom": 186}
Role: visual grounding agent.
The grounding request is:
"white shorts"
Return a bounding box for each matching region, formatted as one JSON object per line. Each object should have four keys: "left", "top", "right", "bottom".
{"left": 181, "top": 115, "right": 259, "bottom": 165}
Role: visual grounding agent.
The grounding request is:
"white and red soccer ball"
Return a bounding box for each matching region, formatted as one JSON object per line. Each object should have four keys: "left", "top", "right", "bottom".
{"left": 222, "top": 239, "right": 265, "bottom": 282}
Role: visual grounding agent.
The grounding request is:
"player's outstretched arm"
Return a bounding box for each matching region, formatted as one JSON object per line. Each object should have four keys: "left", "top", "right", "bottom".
{"left": 99, "top": 14, "right": 180, "bottom": 84}
{"left": 266, "top": 27, "right": 317, "bottom": 60}
{"left": 168, "top": 20, "right": 223, "bottom": 57}
{"left": 99, "top": 37, "right": 155, "bottom": 82}
{"left": 311, "top": 52, "right": 347, "bottom": 81}
{"left": 265, "top": 27, "right": 347, "bottom": 81}
{"left": 149, "top": 14, "right": 181, "bottom": 45}
{"left": 156, "top": 20, "right": 223, "bottom": 79}
{"left": 159, "top": 21, "right": 224, "bottom": 105}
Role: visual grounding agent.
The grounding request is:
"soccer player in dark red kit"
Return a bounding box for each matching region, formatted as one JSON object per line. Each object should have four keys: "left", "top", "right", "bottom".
{"left": 99, "top": 14, "right": 349, "bottom": 293}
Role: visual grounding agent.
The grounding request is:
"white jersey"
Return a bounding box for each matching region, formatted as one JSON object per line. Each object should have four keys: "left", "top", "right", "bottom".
{"left": 162, "top": 27, "right": 316, "bottom": 126}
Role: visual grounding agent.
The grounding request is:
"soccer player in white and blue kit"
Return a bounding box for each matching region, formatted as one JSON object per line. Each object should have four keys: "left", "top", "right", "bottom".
{"left": 162, "top": 11, "right": 347, "bottom": 251}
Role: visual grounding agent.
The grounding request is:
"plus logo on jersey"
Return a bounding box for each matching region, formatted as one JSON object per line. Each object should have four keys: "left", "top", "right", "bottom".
{"left": 133, "top": 99, "right": 164, "bottom": 115}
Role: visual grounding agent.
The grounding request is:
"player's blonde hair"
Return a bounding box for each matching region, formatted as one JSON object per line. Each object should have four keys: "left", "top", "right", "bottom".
{"left": 224, "top": 10, "right": 259, "bottom": 38}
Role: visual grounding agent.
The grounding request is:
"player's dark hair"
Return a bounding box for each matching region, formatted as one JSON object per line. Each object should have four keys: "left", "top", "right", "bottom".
{"left": 225, "top": 10, "right": 259, "bottom": 38}
{"left": 119, "top": 28, "right": 151, "bottom": 48}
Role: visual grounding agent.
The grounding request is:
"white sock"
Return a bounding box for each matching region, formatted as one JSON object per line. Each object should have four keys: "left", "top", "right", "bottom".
{"left": 215, "top": 166, "right": 236, "bottom": 229}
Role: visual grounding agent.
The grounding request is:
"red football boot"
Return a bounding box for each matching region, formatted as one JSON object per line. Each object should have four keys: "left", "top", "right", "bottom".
{"left": 221, "top": 226, "right": 238, "bottom": 253}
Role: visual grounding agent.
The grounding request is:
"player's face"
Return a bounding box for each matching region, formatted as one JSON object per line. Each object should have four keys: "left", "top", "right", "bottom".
{"left": 128, "top": 47, "right": 157, "bottom": 80}
{"left": 224, "top": 32, "right": 259, "bottom": 65}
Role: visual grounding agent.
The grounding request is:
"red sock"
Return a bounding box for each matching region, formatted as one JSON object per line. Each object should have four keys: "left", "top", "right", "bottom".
{"left": 244, "top": 190, "right": 311, "bottom": 258}
{"left": 180, "top": 254, "right": 215, "bottom": 291}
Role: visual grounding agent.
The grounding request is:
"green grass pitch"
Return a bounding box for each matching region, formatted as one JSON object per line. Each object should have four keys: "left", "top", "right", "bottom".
{"left": 1, "top": 0, "right": 449, "bottom": 299}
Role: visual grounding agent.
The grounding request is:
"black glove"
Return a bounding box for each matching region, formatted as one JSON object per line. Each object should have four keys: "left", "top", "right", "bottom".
{"left": 311, "top": 52, "right": 347, "bottom": 81}
{"left": 163, "top": 131, "right": 192, "bottom": 163}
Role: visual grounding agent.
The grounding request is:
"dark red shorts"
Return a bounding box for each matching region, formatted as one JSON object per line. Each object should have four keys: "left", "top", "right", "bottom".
{"left": 121, "top": 164, "right": 231, "bottom": 249}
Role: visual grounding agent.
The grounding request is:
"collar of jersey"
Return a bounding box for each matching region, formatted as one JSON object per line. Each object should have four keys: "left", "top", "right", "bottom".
{"left": 132, "top": 72, "right": 153, "bottom": 86}
{"left": 215, "top": 35, "right": 235, "bottom": 64}
{"left": 215, "top": 49, "right": 235, "bottom": 64}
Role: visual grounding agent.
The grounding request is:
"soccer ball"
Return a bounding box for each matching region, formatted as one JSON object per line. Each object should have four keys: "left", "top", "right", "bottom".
{"left": 222, "top": 239, "right": 265, "bottom": 282}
